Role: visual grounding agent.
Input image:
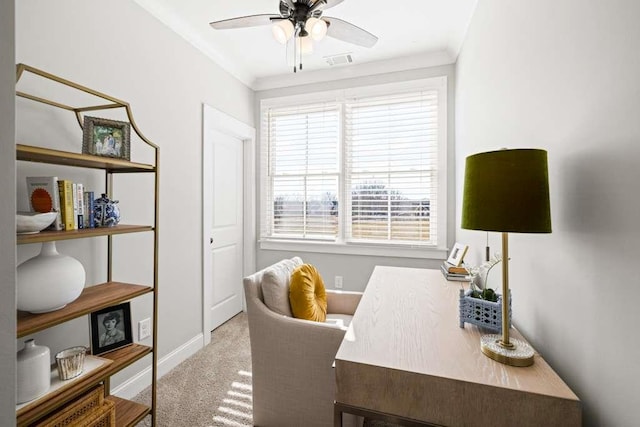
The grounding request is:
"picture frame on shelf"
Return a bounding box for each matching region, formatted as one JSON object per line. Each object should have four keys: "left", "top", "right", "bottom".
{"left": 446, "top": 242, "right": 469, "bottom": 267}
{"left": 90, "top": 302, "right": 133, "bottom": 355}
{"left": 82, "top": 116, "right": 131, "bottom": 160}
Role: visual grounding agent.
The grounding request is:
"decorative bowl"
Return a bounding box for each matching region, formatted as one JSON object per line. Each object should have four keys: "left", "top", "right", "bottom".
{"left": 55, "top": 346, "right": 87, "bottom": 380}
{"left": 16, "top": 211, "right": 58, "bottom": 234}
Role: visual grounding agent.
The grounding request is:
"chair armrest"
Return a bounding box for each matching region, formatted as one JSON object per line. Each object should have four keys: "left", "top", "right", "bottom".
{"left": 326, "top": 290, "right": 362, "bottom": 315}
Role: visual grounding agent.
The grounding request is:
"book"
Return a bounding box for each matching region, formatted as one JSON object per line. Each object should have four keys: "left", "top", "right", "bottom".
{"left": 71, "top": 183, "right": 79, "bottom": 230}
{"left": 76, "top": 183, "right": 84, "bottom": 229}
{"left": 83, "top": 191, "right": 95, "bottom": 228}
{"left": 57, "top": 179, "right": 75, "bottom": 230}
{"left": 440, "top": 264, "right": 471, "bottom": 282}
{"left": 26, "top": 176, "right": 63, "bottom": 231}
{"left": 442, "top": 261, "right": 469, "bottom": 275}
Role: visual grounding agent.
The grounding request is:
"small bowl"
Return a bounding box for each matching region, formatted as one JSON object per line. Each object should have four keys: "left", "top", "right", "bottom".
{"left": 55, "top": 346, "right": 87, "bottom": 380}
{"left": 16, "top": 211, "right": 57, "bottom": 234}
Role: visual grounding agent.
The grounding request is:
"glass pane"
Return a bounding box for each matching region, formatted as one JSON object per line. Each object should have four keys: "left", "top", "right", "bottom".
{"left": 271, "top": 176, "right": 338, "bottom": 239}
{"left": 350, "top": 173, "right": 433, "bottom": 242}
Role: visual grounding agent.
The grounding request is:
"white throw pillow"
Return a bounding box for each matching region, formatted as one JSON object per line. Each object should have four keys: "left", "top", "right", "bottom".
{"left": 261, "top": 257, "right": 302, "bottom": 316}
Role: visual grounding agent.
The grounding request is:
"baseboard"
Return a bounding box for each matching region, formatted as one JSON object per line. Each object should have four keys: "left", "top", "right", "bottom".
{"left": 111, "top": 333, "right": 204, "bottom": 399}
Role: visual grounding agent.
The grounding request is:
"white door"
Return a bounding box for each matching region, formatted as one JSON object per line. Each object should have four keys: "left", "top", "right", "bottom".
{"left": 205, "top": 129, "right": 244, "bottom": 332}
{"left": 203, "top": 105, "right": 256, "bottom": 343}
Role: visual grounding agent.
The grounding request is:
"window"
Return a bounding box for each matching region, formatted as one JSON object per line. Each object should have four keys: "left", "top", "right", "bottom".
{"left": 260, "top": 77, "right": 447, "bottom": 255}
{"left": 262, "top": 103, "right": 340, "bottom": 240}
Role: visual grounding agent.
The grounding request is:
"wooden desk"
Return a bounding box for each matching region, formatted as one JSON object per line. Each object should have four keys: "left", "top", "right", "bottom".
{"left": 334, "top": 266, "right": 581, "bottom": 426}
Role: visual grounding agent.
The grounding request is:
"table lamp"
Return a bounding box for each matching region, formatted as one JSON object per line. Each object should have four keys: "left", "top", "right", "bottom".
{"left": 462, "top": 148, "right": 551, "bottom": 367}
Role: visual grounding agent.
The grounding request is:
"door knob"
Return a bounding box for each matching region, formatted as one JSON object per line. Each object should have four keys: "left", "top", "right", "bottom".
{"left": 210, "top": 237, "right": 213, "bottom": 244}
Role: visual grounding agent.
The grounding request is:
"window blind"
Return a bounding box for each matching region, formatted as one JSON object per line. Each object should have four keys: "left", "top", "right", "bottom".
{"left": 345, "top": 90, "right": 439, "bottom": 245}
{"left": 261, "top": 102, "right": 340, "bottom": 240}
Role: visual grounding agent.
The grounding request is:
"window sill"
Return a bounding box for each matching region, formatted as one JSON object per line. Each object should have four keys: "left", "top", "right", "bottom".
{"left": 259, "top": 239, "right": 449, "bottom": 260}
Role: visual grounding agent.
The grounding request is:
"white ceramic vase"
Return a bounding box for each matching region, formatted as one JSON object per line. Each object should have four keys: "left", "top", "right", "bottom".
{"left": 17, "top": 339, "right": 51, "bottom": 404}
{"left": 17, "top": 242, "right": 86, "bottom": 313}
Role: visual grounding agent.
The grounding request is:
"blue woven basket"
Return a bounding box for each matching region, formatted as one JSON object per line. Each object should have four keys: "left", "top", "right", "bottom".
{"left": 459, "top": 288, "right": 511, "bottom": 332}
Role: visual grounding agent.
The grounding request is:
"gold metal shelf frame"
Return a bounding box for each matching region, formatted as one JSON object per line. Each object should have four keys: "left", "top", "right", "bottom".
{"left": 15, "top": 63, "right": 160, "bottom": 427}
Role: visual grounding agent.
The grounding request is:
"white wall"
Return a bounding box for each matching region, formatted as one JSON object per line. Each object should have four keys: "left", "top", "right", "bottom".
{"left": 255, "top": 65, "right": 456, "bottom": 291}
{"left": 455, "top": 0, "right": 640, "bottom": 425}
{"left": 14, "top": 0, "right": 254, "bottom": 392}
{"left": 0, "top": 0, "right": 17, "bottom": 423}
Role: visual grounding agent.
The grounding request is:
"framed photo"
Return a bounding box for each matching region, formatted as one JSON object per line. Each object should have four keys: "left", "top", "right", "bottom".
{"left": 90, "top": 302, "right": 133, "bottom": 355}
{"left": 82, "top": 116, "right": 131, "bottom": 160}
{"left": 446, "top": 242, "right": 469, "bottom": 267}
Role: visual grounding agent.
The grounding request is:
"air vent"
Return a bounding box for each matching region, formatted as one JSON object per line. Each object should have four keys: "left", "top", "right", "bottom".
{"left": 325, "top": 53, "right": 353, "bottom": 66}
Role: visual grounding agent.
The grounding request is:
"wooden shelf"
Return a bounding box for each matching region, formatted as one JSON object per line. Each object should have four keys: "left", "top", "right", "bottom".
{"left": 107, "top": 396, "right": 151, "bottom": 427}
{"left": 17, "top": 224, "right": 154, "bottom": 245}
{"left": 16, "top": 358, "right": 114, "bottom": 427}
{"left": 18, "top": 282, "right": 153, "bottom": 337}
{"left": 17, "top": 144, "right": 155, "bottom": 173}
{"left": 16, "top": 64, "right": 159, "bottom": 426}
{"left": 100, "top": 344, "right": 152, "bottom": 375}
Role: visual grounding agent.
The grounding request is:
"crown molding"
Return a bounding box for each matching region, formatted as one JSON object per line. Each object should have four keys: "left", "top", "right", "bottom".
{"left": 133, "top": 0, "right": 254, "bottom": 88}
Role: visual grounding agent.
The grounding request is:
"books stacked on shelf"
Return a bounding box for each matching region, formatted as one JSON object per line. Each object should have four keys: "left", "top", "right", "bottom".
{"left": 26, "top": 176, "right": 96, "bottom": 231}
{"left": 440, "top": 261, "right": 471, "bottom": 282}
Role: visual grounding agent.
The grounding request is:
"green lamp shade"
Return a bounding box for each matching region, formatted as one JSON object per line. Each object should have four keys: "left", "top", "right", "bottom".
{"left": 462, "top": 149, "right": 551, "bottom": 233}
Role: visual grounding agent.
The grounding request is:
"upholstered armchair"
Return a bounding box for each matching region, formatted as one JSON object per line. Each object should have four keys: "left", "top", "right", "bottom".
{"left": 243, "top": 257, "right": 362, "bottom": 427}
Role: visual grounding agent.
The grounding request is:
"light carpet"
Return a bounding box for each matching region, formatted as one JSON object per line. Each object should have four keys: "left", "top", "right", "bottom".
{"left": 134, "top": 313, "right": 253, "bottom": 427}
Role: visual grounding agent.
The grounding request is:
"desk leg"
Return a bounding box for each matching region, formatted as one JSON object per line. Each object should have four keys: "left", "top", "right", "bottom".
{"left": 334, "top": 403, "right": 343, "bottom": 427}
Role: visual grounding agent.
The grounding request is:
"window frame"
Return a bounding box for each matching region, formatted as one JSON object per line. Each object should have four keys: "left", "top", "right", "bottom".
{"left": 259, "top": 76, "right": 449, "bottom": 259}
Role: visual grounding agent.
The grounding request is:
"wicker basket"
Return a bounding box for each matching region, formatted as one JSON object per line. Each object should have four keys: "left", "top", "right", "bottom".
{"left": 459, "top": 288, "right": 511, "bottom": 332}
{"left": 80, "top": 399, "right": 115, "bottom": 427}
{"left": 33, "top": 384, "right": 115, "bottom": 427}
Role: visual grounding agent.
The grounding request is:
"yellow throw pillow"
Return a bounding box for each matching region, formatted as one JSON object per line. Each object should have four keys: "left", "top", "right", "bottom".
{"left": 289, "top": 264, "right": 327, "bottom": 322}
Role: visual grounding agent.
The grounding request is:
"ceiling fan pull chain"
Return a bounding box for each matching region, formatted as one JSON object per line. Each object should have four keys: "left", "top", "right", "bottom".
{"left": 294, "top": 25, "right": 298, "bottom": 73}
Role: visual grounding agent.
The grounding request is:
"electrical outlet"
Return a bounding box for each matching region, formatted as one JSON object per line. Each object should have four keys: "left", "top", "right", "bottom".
{"left": 335, "top": 276, "right": 343, "bottom": 289}
{"left": 139, "top": 318, "right": 151, "bottom": 340}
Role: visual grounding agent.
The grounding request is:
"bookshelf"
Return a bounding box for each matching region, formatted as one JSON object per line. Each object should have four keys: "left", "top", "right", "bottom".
{"left": 15, "top": 64, "right": 159, "bottom": 426}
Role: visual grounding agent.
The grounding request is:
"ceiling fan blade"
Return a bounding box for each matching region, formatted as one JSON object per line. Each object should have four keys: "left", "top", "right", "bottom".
{"left": 210, "top": 14, "right": 282, "bottom": 30}
{"left": 324, "top": 17, "right": 378, "bottom": 48}
{"left": 310, "top": 0, "right": 345, "bottom": 13}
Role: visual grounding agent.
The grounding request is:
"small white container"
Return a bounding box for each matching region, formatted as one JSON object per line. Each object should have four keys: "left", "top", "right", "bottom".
{"left": 17, "top": 339, "right": 51, "bottom": 404}
{"left": 55, "top": 346, "right": 87, "bottom": 380}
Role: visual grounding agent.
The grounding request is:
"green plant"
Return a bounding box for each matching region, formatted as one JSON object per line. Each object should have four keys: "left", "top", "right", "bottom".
{"left": 470, "top": 287, "right": 498, "bottom": 302}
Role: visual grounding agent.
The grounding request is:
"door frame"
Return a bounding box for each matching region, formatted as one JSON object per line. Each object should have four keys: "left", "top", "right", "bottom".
{"left": 202, "top": 104, "right": 256, "bottom": 346}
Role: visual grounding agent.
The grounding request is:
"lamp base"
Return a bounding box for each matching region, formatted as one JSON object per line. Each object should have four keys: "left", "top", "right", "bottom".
{"left": 480, "top": 334, "right": 534, "bottom": 367}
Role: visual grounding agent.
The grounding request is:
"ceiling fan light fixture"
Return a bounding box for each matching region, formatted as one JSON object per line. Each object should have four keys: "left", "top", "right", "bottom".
{"left": 306, "top": 17, "right": 328, "bottom": 41}
{"left": 272, "top": 19, "right": 294, "bottom": 44}
{"left": 297, "top": 35, "right": 314, "bottom": 55}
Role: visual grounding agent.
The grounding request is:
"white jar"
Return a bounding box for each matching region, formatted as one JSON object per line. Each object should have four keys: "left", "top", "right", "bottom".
{"left": 17, "top": 241, "right": 85, "bottom": 313}
{"left": 17, "top": 339, "right": 51, "bottom": 404}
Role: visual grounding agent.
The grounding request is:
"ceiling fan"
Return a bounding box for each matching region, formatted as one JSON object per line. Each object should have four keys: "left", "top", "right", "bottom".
{"left": 209, "top": 0, "right": 378, "bottom": 72}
